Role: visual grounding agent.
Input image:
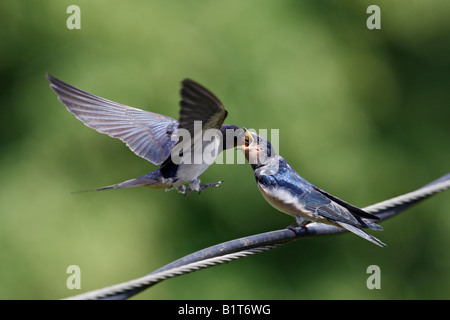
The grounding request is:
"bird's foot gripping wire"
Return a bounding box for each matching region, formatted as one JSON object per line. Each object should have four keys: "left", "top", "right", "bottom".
{"left": 286, "top": 223, "right": 311, "bottom": 235}
{"left": 286, "top": 216, "right": 311, "bottom": 234}
{"left": 286, "top": 223, "right": 300, "bottom": 234}
{"left": 184, "top": 181, "right": 224, "bottom": 197}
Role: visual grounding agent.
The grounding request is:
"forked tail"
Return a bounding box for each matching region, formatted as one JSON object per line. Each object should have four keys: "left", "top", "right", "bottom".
{"left": 335, "top": 221, "right": 386, "bottom": 247}
{"left": 72, "top": 170, "right": 164, "bottom": 193}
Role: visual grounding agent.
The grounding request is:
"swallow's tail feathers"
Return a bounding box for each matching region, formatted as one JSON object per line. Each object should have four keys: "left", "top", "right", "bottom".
{"left": 335, "top": 221, "right": 386, "bottom": 247}
{"left": 94, "top": 176, "right": 157, "bottom": 191}
{"left": 72, "top": 171, "right": 164, "bottom": 193}
{"left": 361, "top": 218, "right": 384, "bottom": 231}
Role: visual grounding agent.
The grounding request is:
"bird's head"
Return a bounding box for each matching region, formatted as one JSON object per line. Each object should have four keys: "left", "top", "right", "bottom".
{"left": 219, "top": 125, "right": 246, "bottom": 150}
{"left": 240, "top": 129, "right": 276, "bottom": 168}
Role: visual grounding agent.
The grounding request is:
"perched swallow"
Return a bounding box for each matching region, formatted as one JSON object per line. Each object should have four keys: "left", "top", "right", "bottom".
{"left": 47, "top": 74, "right": 244, "bottom": 194}
{"left": 241, "top": 130, "right": 385, "bottom": 247}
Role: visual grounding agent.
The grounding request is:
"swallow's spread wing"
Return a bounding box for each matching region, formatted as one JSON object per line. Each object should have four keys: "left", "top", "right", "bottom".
{"left": 47, "top": 74, "right": 178, "bottom": 165}
{"left": 178, "top": 79, "right": 228, "bottom": 135}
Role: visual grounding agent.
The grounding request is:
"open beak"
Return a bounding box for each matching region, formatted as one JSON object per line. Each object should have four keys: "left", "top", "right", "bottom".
{"left": 238, "top": 127, "right": 253, "bottom": 151}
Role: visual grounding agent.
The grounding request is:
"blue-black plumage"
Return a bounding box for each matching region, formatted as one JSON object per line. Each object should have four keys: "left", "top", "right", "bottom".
{"left": 241, "top": 130, "right": 385, "bottom": 247}
{"left": 48, "top": 74, "right": 245, "bottom": 194}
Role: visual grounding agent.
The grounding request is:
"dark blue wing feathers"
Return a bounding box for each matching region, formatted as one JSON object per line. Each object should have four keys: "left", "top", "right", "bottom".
{"left": 47, "top": 74, "right": 178, "bottom": 165}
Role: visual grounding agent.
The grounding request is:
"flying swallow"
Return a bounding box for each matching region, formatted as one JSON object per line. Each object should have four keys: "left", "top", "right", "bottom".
{"left": 241, "top": 129, "right": 385, "bottom": 247}
{"left": 47, "top": 74, "right": 244, "bottom": 195}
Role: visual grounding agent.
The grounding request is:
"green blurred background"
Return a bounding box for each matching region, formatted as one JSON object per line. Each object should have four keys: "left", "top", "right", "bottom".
{"left": 0, "top": 0, "right": 449, "bottom": 300}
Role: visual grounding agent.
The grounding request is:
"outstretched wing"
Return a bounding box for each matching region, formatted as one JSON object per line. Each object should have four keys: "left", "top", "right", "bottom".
{"left": 47, "top": 74, "right": 178, "bottom": 165}
{"left": 178, "top": 79, "right": 228, "bottom": 136}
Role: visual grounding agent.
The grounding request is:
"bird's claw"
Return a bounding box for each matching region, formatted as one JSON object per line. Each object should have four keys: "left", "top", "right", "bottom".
{"left": 198, "top": 180, "right": 224, "bottom": 195}
{"left": 286, "top": 221, "right": 310, "bottom": 235}
{"left": 286, "top": 223, "right": 300, "bottom": 235}
{"left": 184, "top": 181, "right": 224, "bottom": 197}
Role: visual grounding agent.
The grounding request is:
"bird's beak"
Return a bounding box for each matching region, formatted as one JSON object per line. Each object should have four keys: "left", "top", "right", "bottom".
{"left": 238, "top": 127, "right": 253, "bottom": 151}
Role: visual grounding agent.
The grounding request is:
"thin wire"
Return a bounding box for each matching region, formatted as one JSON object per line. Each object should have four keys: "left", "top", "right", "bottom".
{"left": 363, "top": 178, "right": 450, "bottom": 214}
{"left": 63, "top": 174, "right": 449, "bottom": 300}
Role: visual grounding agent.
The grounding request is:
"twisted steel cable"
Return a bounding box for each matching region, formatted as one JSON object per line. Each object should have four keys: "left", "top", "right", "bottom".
{"left": 65, "top": 245, "right": 279, "bottom": 300}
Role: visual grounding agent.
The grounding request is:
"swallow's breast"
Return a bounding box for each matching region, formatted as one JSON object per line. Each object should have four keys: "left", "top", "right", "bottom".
{"left": 258, "top": 183, "right": 317, "bottom": 220}
{"left": 176, "top": 163, "right": 211, "bottom": 183}
{"left": 174, "top": 139, "right": 221, "bottom": 184}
